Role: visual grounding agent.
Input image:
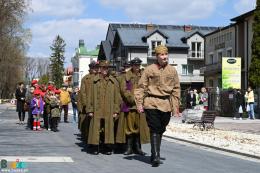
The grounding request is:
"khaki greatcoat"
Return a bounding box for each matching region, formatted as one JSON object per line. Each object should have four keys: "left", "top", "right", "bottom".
{"left": 87, "top": 74, "right": 121, "bottom": 145}
{"left": 116, "top": 69, "right": 150, "bottom": 144}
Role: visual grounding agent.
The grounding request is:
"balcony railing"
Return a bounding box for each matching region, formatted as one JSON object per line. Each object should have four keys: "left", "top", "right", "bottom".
{"left": 188, "top": 50, "right": 204, "bottom": 60}
{"left": 179, "top": 74, "right": 204, "bottom": 83}
{"left": 204, "top": 63, "right": 222, "bottom": 75}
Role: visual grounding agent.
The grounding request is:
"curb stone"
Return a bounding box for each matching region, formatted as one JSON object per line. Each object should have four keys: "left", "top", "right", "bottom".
{"left": 163, "top": 134, "right": 260, "bottom": 160}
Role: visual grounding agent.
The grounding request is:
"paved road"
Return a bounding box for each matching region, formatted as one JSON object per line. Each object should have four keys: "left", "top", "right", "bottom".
{"left": 0, "top": 105, "right": 260, "bottom": 173}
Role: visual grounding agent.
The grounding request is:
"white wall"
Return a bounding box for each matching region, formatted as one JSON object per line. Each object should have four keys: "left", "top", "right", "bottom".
{"left": 187, "top": 33, "right": 204, "bottom": 51}
{"left": 78, "top": 56, "right": 97, "bottom": 87}
{"left": 169, "top": 53, "right": 187, "bottom": 76}
{"left": 127, "top": 50, "right": 148, "bottom": 64}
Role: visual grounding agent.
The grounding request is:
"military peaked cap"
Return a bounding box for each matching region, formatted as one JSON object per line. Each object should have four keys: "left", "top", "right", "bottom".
{"left": 89, "top": 60, "right": 96, "bottom": 68}
{"left": 130, "top": 57, "right": 142, "bottom": 65}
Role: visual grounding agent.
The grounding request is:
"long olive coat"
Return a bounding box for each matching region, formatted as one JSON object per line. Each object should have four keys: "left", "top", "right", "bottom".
{"left": 79, "top": 74, "right": 94, "bottom": 141}
{"left": 87, "top": 75, "right": 121, "bottom": 145}
{"left": 116, "top": 69, "right": 150, "bottom": 144}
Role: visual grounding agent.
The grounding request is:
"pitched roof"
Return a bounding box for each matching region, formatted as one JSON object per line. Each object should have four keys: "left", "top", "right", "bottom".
{"left": 231, "top": 9, "right": 255, "bottom": 22}
{"left": 100, "top": 40, "right": 111, "bottom": 59}
{"left": 112, "top": 23, "right": 217, "bottom": 49}
{"left": 117, "top": 28, "right": 149, "bottom": 47}
{"left": 142, "top": 29, "right": 169, "bottom": 39}
{"left": 182, "top": 30, "right": 205, "bottom": 40}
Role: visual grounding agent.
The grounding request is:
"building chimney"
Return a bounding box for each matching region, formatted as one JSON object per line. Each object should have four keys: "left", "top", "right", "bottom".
{"left": 183, "top": 25, "right": 192, "bottom": 32}
{"left": 146, "top": 24, "right": 154, "bottom": 31}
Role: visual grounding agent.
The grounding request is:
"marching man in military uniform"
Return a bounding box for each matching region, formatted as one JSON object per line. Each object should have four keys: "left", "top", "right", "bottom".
{"left": 87, "top": 60, "right": 121, "bottom": 155}
{"left": 134, "top": 45, "right": 180, "bottom": 167}
{"left": 117, "top": 57, "right": 149, "bottom": 155}
{"left": 78, "top": 60, "right": 97, "bottom": 142}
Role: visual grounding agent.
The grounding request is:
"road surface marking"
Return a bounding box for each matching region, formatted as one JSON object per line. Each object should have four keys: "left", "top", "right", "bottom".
{"left": 0, "top": 156, "right": 74, "bottom": 162}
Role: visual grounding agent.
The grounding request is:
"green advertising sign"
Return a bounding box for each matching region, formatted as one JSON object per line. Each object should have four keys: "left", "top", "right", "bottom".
{"left": 222, "top": 57, "right": 241, "bottom": 89}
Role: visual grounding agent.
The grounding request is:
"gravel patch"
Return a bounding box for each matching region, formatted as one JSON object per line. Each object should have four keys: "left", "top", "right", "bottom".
{"left": 165, "top": 122, "right": 260, "bottom": 157}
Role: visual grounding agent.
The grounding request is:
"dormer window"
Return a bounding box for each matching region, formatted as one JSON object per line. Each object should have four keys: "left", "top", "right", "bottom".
{"left": 142, "top": 29, "right": 168, "bottom": 57}
{"left": 151, "top": 41, "right": 162, "bottom": 56}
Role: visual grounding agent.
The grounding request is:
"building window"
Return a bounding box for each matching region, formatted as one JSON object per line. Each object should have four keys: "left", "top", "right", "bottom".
{"left": 151, "top": 41, "right": 162, "bottom": 56}
{"left": 191, "top": 42, "right": 202, "bottom": 58}
{"left": 208, "top": 54, "right": 214, "bottom": 64}
{"left": 197, "top": 42, "right": 201, "bottom": 57}
{"left": 182, "top": 65, "right": 193, "bottom": 75}
{"left": 227, "top": 49, "right": 232, "bottom": 57}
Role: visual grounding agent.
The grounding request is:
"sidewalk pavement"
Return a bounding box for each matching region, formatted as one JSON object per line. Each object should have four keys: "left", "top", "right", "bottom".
{"left": 171, "top": 116, "right": 260, "bottom": 134}
{"left": 165, "top": 116, "right": 260, "bottom": 159}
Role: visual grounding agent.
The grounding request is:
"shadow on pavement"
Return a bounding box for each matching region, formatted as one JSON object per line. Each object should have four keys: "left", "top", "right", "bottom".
{"left": 123, "top": 155, "right": 151, "bottom": 165}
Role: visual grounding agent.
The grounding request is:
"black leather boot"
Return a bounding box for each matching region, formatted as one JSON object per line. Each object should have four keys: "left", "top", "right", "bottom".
{"left": 124, "top": 135, "right": 133, "bottom": 155}
{"left": 158, "top": 133, "right": 164, "bottom": 163}
{"left": 150, "top": 133, "right": 160, "bottom": 167}
{"left": 133, "top": 134, "right": 146, "bottom": 155}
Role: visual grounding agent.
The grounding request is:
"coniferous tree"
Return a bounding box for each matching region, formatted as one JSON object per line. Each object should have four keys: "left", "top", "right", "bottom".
{"left": 249, "top": 0, "right": 260, "bottom": 87}
{"left": 50, "top": 35, "right": 66, "bottom": 88}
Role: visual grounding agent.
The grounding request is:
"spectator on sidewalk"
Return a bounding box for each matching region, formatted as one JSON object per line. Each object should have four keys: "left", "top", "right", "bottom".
{"left": 25, "top": 86, "right": 35, "bottom": 129}
{"left": 245, "top": 86, "right": 255, "bottom": 120}
{"left": 15, "top": 82, "right": 27, "bottom": 125}
{"left": 49, "top": 89, "right": 61, "bottom": 132}
{"left": 234, "top": 89, "right": 244, "bottom": 120}
{"left": 60, "top": 85, "right": 71, "bottom": 123}
{"left": 186, "top": 90, "right": 196, "bottom": 109}
{"left": 199, "top": 87, "right": 208, "bottom": 111}
{"left": 71, "top": 87, "right": 79, "bottom": 123}
{"left": 30, "top": 89, "right": 44, "bottom": 131}
{"left": 194, "top": 89, "right": 200, "bottom": 105}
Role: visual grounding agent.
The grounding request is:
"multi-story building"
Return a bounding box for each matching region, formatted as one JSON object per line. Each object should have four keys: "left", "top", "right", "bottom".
{"left": 204, "top": 10, "right": 254, "bottom": 89}
{"left": 99, "top": 23, "right": 218, "bottom": 90}
{"left": 71, "top": 40, "right": 99, "bottom": 87}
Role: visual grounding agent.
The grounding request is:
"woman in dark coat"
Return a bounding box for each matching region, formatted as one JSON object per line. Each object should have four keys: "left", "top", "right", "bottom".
{"left": 15, "top": 82, "right": 27, "bottom": 124}
{"left": 234, "top": 89, "right": 245, "bottom": 120}
{"left": 186, "top": 90, "right": 196, "bottom": 109}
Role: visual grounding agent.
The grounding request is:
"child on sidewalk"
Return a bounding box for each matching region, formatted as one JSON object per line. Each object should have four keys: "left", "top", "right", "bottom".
{"left": 49, "top": 89, "right": 61, "bottom": 132}
{"left": 30, "top": 89, "right": 44, "bottom": 131}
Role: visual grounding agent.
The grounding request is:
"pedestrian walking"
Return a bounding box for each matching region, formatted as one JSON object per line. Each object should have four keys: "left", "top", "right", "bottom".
{"left": 134, "top": 45, "right": 180, "bottom": 167}
{"left": 245, "top": 86, "right": 255, "bottom": 119}
{"left": 15, "top": 82, "right": 27, "bottom": 125}
{"left": 60, "top": 85, "right": 71, "bottom": 123}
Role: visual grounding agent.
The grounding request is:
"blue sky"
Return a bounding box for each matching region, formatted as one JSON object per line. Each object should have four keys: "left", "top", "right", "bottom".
{"left": 26, "top": 0, "right": 256, "bottom": 66}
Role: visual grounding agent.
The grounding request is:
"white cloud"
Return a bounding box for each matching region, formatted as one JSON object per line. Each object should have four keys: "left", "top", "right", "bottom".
{"left": 100, "top": 0, "right": 226, "bottom": 24}
{"left": 30, "top": 0, "right": 86, "bottom": 18}
{"left": 233, "top": 0, "right": 256, "bottom": 14}
{"left": 28, "top": 18, "right": 109, "bottom": 63}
